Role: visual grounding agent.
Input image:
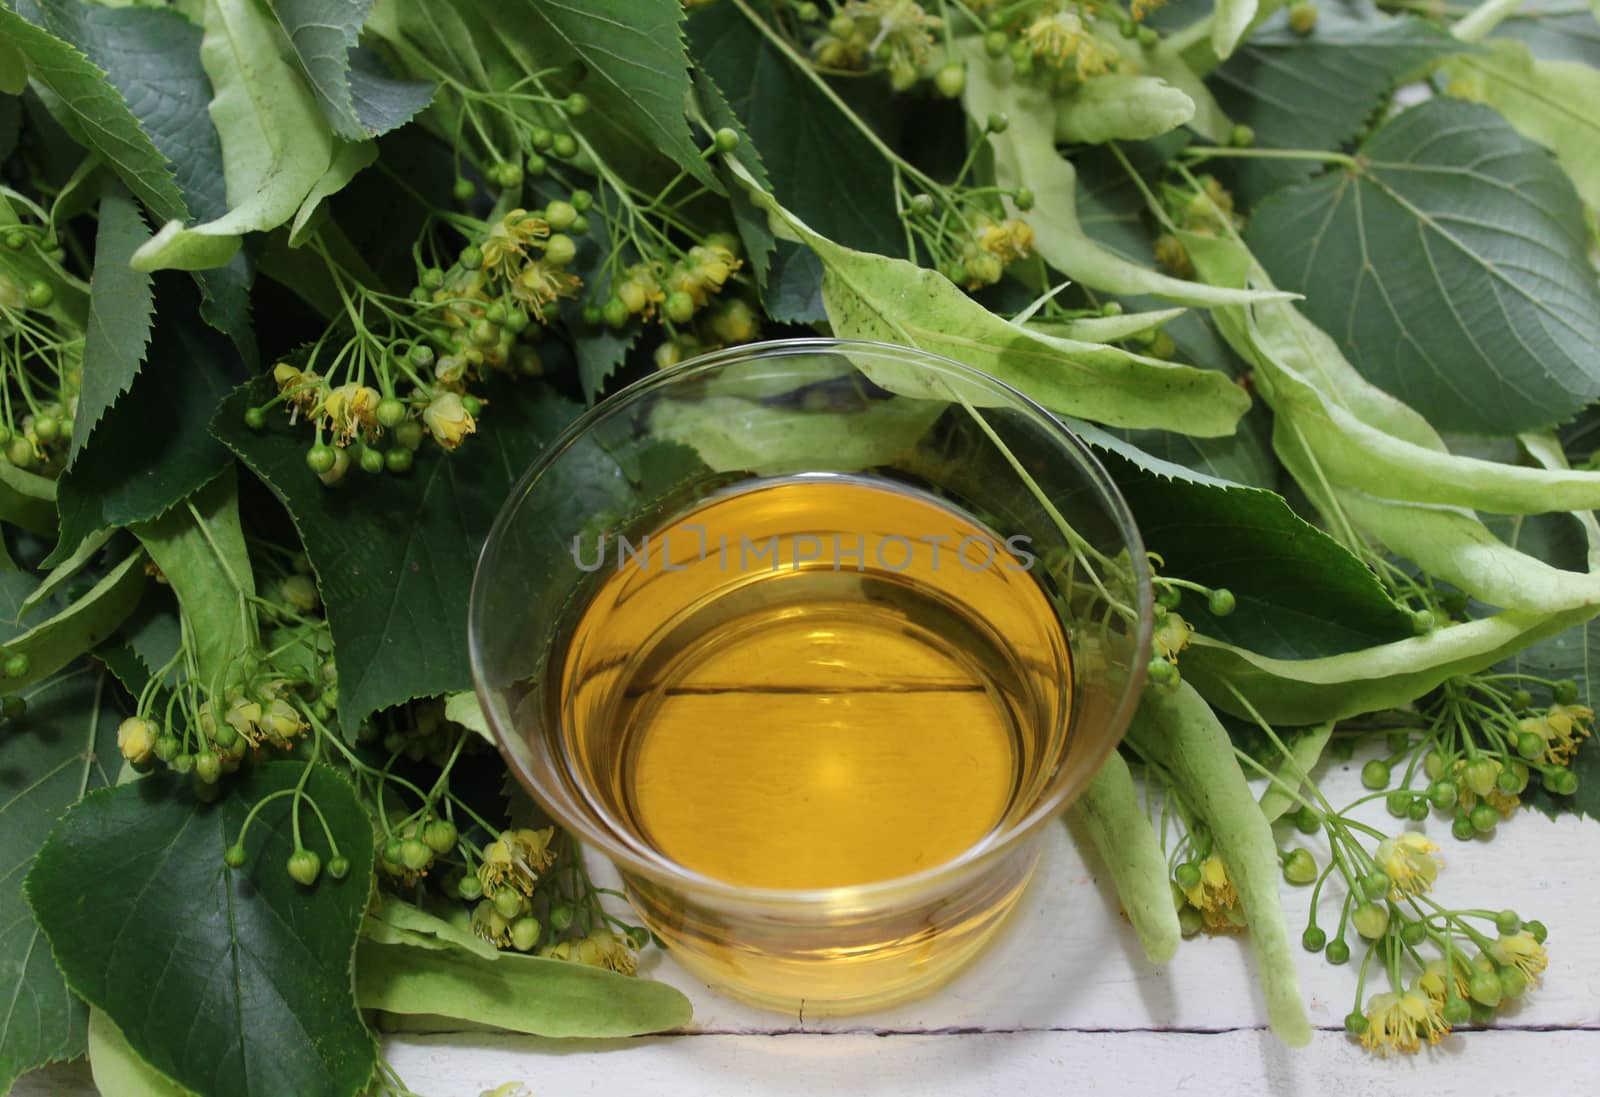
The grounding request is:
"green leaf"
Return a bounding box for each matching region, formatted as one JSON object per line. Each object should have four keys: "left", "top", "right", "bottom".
{"left": 1211, "top": 13, "right": 1462, "bottom": 200}
{"left": 212, "top": 377, "right": 581, "bottom": 729}
{"left": 132, "top": 471, "right": 255, "bottom": 689}
{"left": 1054, "top": 73, "right": 1195, "bottom": 144}
{"left": 0, "top": 552, "right": 146, "bottom": 698}
{"left": 132, "top": 0, "right": 337, "bottom": 272}
{"left": 1213, "top": 0, "right": 1261, "bottom": 60}
{"left": 649, "top": 387, "right": 944, "bottom": 477}
{"left": 1084, "top": 439, "right": 1415, "bottom": 658}
{"left": 443, "top": 691, "right": 493, "bottom": 744}
{"left": 960, "top": 47, "right": 1291, "bottom": 308}
{"left": 0, "top": 463, "right": 59, "bottom": 536}
{"left": 1441, "top": 40, "right": 1600, "bottom": 211}
{"left": 53, "top": 277, "right": 241, "bottom": 562}
{"left": 0, "top": 668, "right": 117, "bottom": 1093}
{"left": 1246, "top": 98, "right": 1600, "bottom": 435}
{"left": 20, "top": 528, "right": 113, "bottom": 622}
{"left": 1026, "top": 306, "right": 1187, "bottom": 345}
{"left": 362, "top": 894, "right": 498, "bottom": 961}
{"left": 288, "top": 139, "right": 378, "bottom": 246}
{"left": 357, "top": 941, "right": 693, "bottom": 1037}
{"left": 688, "top": 1, "right": 901, "bottom": 256}
{"left": 1, "top": 0, "right": 204, "bottom": 225}
{"left": 70, "top": 182, "right": 154, "bottom": 467}
{"left": 26, "top": 763, "right": 377, "bottom": 1097}
{"left": 1492, "top": 6, "right": 1600, "bottom": 66}
{"left": 266, "top": 0, "right": 433, "bottom": 139}
{"left": 737, "top": 172, "right": 1252, "bottom": 437}
{"left": 693, "top": 66, "right": 774, "bottom": 287}
{"left": 1186, "top": 605, "right": 1597, "bottom": 725}
{"left": 87, "top": 1010, "right": 189, "bottom": 1097}
{"left": 518, "top": 0, "right": 711, "bottom": 189}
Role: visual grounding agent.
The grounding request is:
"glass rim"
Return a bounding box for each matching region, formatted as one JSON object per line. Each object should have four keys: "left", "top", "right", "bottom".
{"left": 469, "top": 336, "right": 1154, "bottom": 907}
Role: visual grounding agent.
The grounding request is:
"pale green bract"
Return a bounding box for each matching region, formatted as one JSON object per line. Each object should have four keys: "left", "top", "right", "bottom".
{"left": 728, "top": 161, "right": 1253, "bottom": 437}
{"left": 1053, "top": 74, "right": 1195, "bottom": 143}
{"left": 1441, "top": 41, "right": 1600, "bottom": 210}
{"left": 959, "top": 45, "right": 1291, "bottom": 308}
{"left": 132, "top": 0, "right": 336, "bottom": 271}
{"left": 87, "top": 1012, "right": 187, "bottom": 1097}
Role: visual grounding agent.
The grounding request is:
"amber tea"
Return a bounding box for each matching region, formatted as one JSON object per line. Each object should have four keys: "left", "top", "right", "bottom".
{"left": 552, "top": 474, "right": 1074, "bottom": 1007}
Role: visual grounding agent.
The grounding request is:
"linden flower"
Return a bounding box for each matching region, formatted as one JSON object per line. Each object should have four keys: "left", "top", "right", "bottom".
{"left": 422, "top": 392, "right": 477, "bottom": 450}
{"left": 480, "top": 209, "right": 550, "bottom": 280}
{"left": 1489, "top": 931, "right": 1548, "bottom": 984}
{"left": 574, "top": 929, "right": 638, "bottom": 975}
{"left": 1452, "top": 759, "right": 1521, "bottom": 818}
{"left": 1153, "top": 610, "right": 1194, "bottom": 661}
{"left": 1361, "top": 990, "right": 1449, "bottom": 1055}
{"left": 1523, "top": 703, "right": 1593, "bottom": 764}
{"left": 1418, "top": 959, "right": 1471, "bottom": 1004}
{"left": 117, "top": 717, "right": 156, "bottom": 765}
{"left": 317, "top": 383, "right": 380, "bottom": 443}
{"left": 273, "top": 363, "right": 323, "bottom": 418}
{"left": 477, "top": 826, "right": 557, "bottom": 896}
{"left": 514, "top": 258, "right": 581, "bottom": 320}
{"left": 1375, "top": 832, "right": 1442, "bottom": 899}
{"left": 617, "top": 262, "right": 666, "bottom": 318}
{"left": 974, "top": 216, "right": 1035, "bottom": 264}
{"left": 1182, "top": 855, "right": 1244, "bottom": 934}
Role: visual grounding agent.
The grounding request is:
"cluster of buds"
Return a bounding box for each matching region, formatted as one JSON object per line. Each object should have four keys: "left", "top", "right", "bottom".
{"left": 379, "top": 813, "right": 462, "bottom": 888}
{"left": 1144, "top": 575, "right": 1235, "bottom": 691}
{"left": 976, "top": 1, "right": 1138, "bottom": 83}
{"left": 469, "top": 826, "right": 558, "bottom": 952}
{"left": 589, "top": 234, "right": 761, "bottom": 370}
{"left": 1357, "top": 673, "right": 1587, "bottom": 838}
{"left": 1, "top": 220, "right": 82, "bottom": 478}
{"left": 251, "top": 198, "right": 591, "bottom": 481}
{"left": 808, "top": 1, "right": 942, "bottom": 91}
{"left": 1155, "top": 175, "right": 1245, "bottom": 280}
{"left": 117, "top": 673, "right": 315, "bottom": 787}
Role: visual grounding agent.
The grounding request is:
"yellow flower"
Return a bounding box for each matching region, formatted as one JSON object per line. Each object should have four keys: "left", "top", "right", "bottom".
{"left": 513, "top": 258, "right": 582, "bottom": 320}
{"left": 1182, "top": 855, "right": 1244, "bottom": 934}
{"left": 1360, "top": 990, "right": 1449, "bottom": 1055}
{"left": 1024, "top": 11, "right": 1086, "bottom": 65}
{"left": 1418, "top": 959, "right": 1471, "bottom": 1004}
{"left": 422, "top": 392, "right": 477, "bottom": 450}
{"left": 617, "top": 262, "right": 666, "bottom": 317}
{"left": 1489, "top": 932, "right": 1547, "bottom": 984}
{"left": 117, "top": 717, "right": 156, "bottom": 765}
{"left": 1154, "top": 233, "right": 1193, "bottom": 278}
{"left": 480, "top": 209, "right": 551, "bottom": 281}
{"left": 477, "top": 826, "right": 557, "bottom": 896}
{"left": 471, "top": 900, "right": 512, "bottom": 947}
{"left": 273, "top": 364, "right": 323, "bottom": 418}
{"left": 1153, "top": 610, "right": 1193, "bottom": 661}
{"left": 574, "top": 929, "right": 638, "bottom": 975}
{"left": 262, "top": 698, "right": 306, "bottom": 745}
{"left": 316, "top": 383, "right": 380, "bottom": 443}
{"left": 974, "top": 216, "right": 1035, "bottom": 264}
{"left": 1375, "top": 832, "right": 1442, "bottom": 899}
{"left": 1132, "top": 0, "right": 1166, "bottom": 20}
{"left": 1525, "top": 703, "right": 1593, "bottom": 764}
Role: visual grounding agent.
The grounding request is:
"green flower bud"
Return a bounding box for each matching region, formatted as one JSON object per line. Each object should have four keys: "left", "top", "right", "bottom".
{"left": 457, "top": 874, "right": 483, "bottom": 900}
{"left": 385, "top": 447, "right": 414, "bottom": 474}
{"left": 1325, "top": 938, "right": 1350, "bottom": 964}
{"left": 1343, "top": 1011, "right": 1367, "bottom": 1036}
{"left": 1282, "top": 848, "right": 1317, "bottom": 886}
{"left": 400, "top": 837, "right": 433, "bottom": 871}
{"left": 934, "top": 63, "right": 966, "bottom": 99}
{"left": 549, "top": 902, "right": 575, "bottom": 933}
{"left": 452, "top": 178, "right": 475, "bottom": 201}
{"left": 1399, "top": 919, "right": 1426, "bottom": 946}
{"left": 1175, "top": 861, "right": 1201, "bottom": 890}
{"left": 713, "top": 127, "right": 740, "bottom": 152}
{"left": 493, "top": 886, "right": 525, "bottom": 920}
{"left": 423, "top": 818, "right": 459, "bottom": 853}
{"left": 1206, "top": 588, "right": 1236, "bottom": 616}
{"left": 1469, "top": 803, "right": 1499, "bottom": 833}
{"left": 564, "top": 92, "right": 590, "bottom": 117}
{"left": 1468, "top": 968, "right": 1501, "bottom": 1007}
{"left": 287, "top": 848, "right": 322, "bottom": 886}
{"left": 1178, "top": 905, "right": 1203, "bottom": 937}
{"left": 1301, "top": 926, "right": 1326, "bottom": 952}
{"left": 544, "top": 233, "right": 577, "bottom": 267}
{"left": 1360, "top": 759, "right": 1391, "bottom": 790}
{"left": 1352, "top": 902, "right": 1389, "bottom": 940}
{"left": 510, "top": 916, "right": 542, "bottom": 952}
{"left": 1385, "top": 790, "right": 1411, "bottom": 818}
{"left": 225, "top": 843, "right": 248, "bottom": 868}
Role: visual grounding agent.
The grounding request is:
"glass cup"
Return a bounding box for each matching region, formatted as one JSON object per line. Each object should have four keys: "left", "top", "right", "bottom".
{"left": 470, "top": 338, "right": 1152, "bottom": 1014}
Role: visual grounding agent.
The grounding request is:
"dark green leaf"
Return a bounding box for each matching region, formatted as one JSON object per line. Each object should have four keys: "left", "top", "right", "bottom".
{"left": 357, "top": 941, "right": 692, "bottom": 1036}
{"left": 213, "top": 377, "right": 581, "bottom": 728}
{"left": 0, "top": 668, "right": 117, "bottom": 1093}
{"left": 1247, "top": 98, "right": 1600, "bottom": 435}
{"left": 764, "top": 240, "right": 826, "bottom": 325}
{"left": 266, "top": 0, "right": 433, "bottom": 139}
{"left": 53, "top": 277, "right": 243, "bottom": 559}
{"left": 1075, "top": 426, "right": 1414, "bottom": 657}
{"left": 693, "top": 67, "right": 774, "bottom": 287}
{"left": 0, "top": 552, "right": 146, "bottom": 697}
{"left": 1211, "top": 13, "right": 1462, "bottom": 200}
{"left": 70, "top": 182, "right": 153, "bottom": 467}
{"left": 519, "top": 0, "right": 713, "bottom": 187}
{"left": 8, "top": 0, "right": 223, "bottom": 223}
{"left": 26, "top": 763, "right": 377, "bottom": 1097}
{"left": 688, "top": 2, "right": 901, "bottom": 256}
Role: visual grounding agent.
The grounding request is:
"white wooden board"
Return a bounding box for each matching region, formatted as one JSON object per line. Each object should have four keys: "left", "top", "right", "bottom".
{"left": 16, "top": 750, "right": 1600, "bottom": 1095}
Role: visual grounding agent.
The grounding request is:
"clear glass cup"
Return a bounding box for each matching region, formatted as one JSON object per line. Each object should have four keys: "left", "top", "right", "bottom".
{"left": 469, "top": 338, "right": 1152, "bottom": 1014}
